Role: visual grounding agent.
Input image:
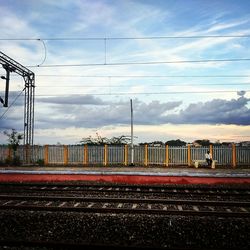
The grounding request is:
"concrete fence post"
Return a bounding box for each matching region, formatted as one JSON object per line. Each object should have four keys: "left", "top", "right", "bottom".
{"left": 64, "top": 145, "right": 68, "bottom": 165}
{"left": 144, "top": 144, "right": 148, "bottom": 166}
{"left": 24, "top": 144, "right": 30, "bottom": 164}
{"left": 232, "top": 143, "right": 237, "bottom": 168}
{"left": 7, "top": 147, "right": 12, "bottom": 160}
{"left": 83, "top": 144, "right": 88, "bottom": 165}
{"left": 187, "top": 144, "right": 191, "bottom": 167}
{"left": 165, "top": 144, "right": 169, "bottom": 167}
{"left": 209, "top": 144, "right": 213, "bottom": 157}
{"left": 104, "top": 144, "right": 108, "bottom": 166}
{"left": 44, "top": 145, "right": 49, "bottom": 165}
{"left": 124, "top": 144, "right": 128, "bottom": 166}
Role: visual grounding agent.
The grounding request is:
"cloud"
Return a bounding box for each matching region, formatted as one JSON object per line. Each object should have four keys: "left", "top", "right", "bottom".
{"left": 237, "top": 90, "right": 246, "bottom": 97}
{"left": 166, "top": 96, "right": 250, "bottom": 125}
{"left": 23, "top": 94, "right": 250, "bottom": 131}
{"left": 34, "top": 97, "right": 182, "bottom": 129}
{"left": 133, "top": 99, "right": 182, "bottom": 124}
{"left": 36, "top": 94, "right": 106, "bottom": 105}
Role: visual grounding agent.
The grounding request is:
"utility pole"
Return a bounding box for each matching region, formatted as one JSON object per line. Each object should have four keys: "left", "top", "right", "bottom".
{"left": 1, "top": 64, "right": 12, "bottom": 107}
{"left": 130, "top": 99, "right": 134, "bottom": 166}
{"left": 0, "top": 51, "right": 35, "bottom": 163}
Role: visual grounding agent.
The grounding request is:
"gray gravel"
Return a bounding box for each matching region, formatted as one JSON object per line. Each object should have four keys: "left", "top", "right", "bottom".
{"left": 0, "top": 209, "right": 249, "bottom": 249}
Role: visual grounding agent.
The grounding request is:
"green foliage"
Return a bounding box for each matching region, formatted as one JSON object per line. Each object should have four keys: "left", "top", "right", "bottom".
{"left": 4, "top": 156, "right": 21, "bottom": 166}
{"left": 193, "top": 139, "right": 211, "bottom": 146}
{"left": 3, "top": 129, "right": 23, "bottom": 166}
{"left": 36, "top": 159, "right": 45, "bottom": 166}
{"left": 166, "top": 139, "right": 187, "bottom": 146}
{"left": 4, "top": 129, "right": 23, "bottom": 152}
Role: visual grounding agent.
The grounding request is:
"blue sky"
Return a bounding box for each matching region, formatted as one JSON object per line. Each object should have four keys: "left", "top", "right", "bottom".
{"left": 0, "top": 0, "right": 250, "bottom": 144}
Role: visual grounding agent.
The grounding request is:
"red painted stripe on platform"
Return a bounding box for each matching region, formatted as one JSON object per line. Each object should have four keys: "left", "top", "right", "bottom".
{"left": 0, "top": 174, "right": 249, "bottom": 184}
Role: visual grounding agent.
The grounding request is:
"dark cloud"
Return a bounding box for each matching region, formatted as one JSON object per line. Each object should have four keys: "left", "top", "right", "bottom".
{"left": 2, "top": 95, "right": 250, "bottom": 134}
{"left": 0, "top": 92, "right": 24, "bottom": 132}
{"left": 0, "top": 117, "right": 23, "bottom": 132}
{"left": 34, "top": 95, "right": 250, "bottom": 128}
{"left": 166, "top": 96, "right": 250, "bottom": 125}
{"left": 36, "top": 95, "right": 106, "bottom": 105}
{"left": 134, "top": 99, "right": 182, "bottom": 125}
{"left": 0, "top": 91, "right": 24, "bottom": 107}
{"left": 34, "top": 98, "right": 182, "bottom": 128}
{"left": 237, "top": 90, "right": 246, "bottom": 97}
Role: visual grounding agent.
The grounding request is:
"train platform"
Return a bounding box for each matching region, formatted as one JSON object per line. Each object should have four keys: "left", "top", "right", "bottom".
{"left": 0, "top": 165, "right": 249, "bottom": 184}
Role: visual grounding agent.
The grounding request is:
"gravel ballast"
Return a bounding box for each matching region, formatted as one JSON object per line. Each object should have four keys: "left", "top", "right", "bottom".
{"left": 0, "top": 209, "right": 249, "bottom": 249}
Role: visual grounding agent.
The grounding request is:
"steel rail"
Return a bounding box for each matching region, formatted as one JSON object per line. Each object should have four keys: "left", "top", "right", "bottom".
{"left": 18, "top": 187, "right": 250, "bottom": 197}
{"left": 0, "top": 183, "right": 249, "bottom": 195}
{"left": 0, "top": 194, "right": 249, "bottom": 206}
{"left": 0, "top": 204, "right": 249, "bottom": 217}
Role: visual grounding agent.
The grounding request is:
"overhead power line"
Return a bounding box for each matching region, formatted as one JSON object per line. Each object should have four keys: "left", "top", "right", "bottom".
{"left": 1, "top": 34, "right": 250, "bottom": 41}
{"left": 36, "top": 74, "right": 250, "bottom": 78}
{"left": 27, "top": 58, "right": 250, "bottom": 68}
{"left": 36, "top": 82, "right": 250, "bottom": 88}
{"left": 35, "top": 90, "right": 250, "bottom": 96}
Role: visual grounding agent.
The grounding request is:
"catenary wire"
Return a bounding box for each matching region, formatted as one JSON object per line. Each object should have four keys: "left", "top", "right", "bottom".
{"left": 3, "top": 35, "right": 250, "bottom": 68}
{"left": 1, "top": 34, "right": 250, "bottom": 40}
{"left": 35, "top": 82, "right": 250, "bottom": 88}
{"left": 26, "top": 58, "right": 250, "bottom": 68}
{"left": 34, "top": 90, "right": 250, "bottom": 96}
{"left": 36, "top": 74, "right": 250, "bottom": 78}
{"left": 37, "top": 39, "right": 47, "bottom": 67}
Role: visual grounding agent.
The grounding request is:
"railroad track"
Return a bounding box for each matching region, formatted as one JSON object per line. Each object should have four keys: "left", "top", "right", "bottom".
{"left": 0, "top": 183, "right": 249, "bottom": 250}
{"left": 0, "top": 183, "right": 249, "bottom": 198}
{"left": 0, "top": 194, "right": 249, "bottom": 217}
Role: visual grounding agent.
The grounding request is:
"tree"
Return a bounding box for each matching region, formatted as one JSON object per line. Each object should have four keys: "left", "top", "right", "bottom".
{"left": 80, "top": 134, "right": 131, "bottom": 145}
{"left": 80, "top": 133, "right": 108, "bottom": 145}
{"left": 166, "top": 139, "right": 187, "bottom": 146}
{"left": 4, "top": 129, "right": 23, "bottom": 164}
{"left": 193, "top": 139, "right": 211, "bottom": 146}
{"left": 108, "top": 135, "right": 131, "bottom": 145}
{"left": 4, "top": 129, "right": 23, "bottom": 151}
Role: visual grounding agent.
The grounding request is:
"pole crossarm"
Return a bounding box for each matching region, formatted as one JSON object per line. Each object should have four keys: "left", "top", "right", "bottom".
{"left": 0, "top": 51, "right": 34, "bottom": 79}
{"left": 0, "top": 51, "right": 35, "bottom": 157}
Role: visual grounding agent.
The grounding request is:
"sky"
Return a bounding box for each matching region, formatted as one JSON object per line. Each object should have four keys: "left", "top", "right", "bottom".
{"left": 0, "top": 0, "right": 250, "bottom": 145}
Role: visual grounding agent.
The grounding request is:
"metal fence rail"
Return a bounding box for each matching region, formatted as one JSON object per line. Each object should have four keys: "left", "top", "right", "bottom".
{"left": 213, "top": 146, "right": 232, "bottom": 166}
{"left": 33, "top": 145, "right": 44, "bottom": 163}
{"left": 0, "top": 145, "right": 9, "bottom": 161}
{"left": 148, "top": 146, "right": 165, "bottom": 165}
{"left": 68, "top": 145, "right": 84, "bottom": 165}
{"left": 108, "top": 145, "right": 124, "bottom": 165}
{"left": 169, "top": 146, "right": 188, "bottom": 166}
{"left": 0, "top": 144, "right": 249, "bottom": 167}
{"left": 236, "top": 147, "right": 250, "bottom": 165}
{"left": 48, "top": 145, "right": 64, "bottom": 165}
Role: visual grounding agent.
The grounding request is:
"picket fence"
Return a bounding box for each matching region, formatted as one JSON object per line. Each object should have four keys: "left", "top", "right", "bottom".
{"left": 0, "top": 144, "right": 249, "bottom": 167}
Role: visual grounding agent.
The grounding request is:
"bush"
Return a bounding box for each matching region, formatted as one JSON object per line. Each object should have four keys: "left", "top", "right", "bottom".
{"left": 12, "top": 156, "right": 21, "bottom": 166}
{"left": 4, "top": 156, "right": 21, "bottom": 166}
{"left": 36, "top": 159, "right": 44, "bottom": 166}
